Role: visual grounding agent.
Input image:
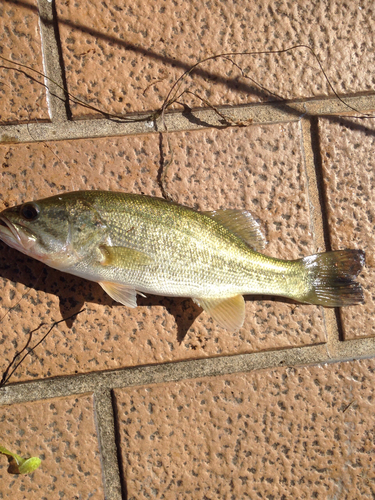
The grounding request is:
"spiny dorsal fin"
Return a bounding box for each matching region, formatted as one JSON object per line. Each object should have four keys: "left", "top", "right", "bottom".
{"left": 99, "top": 281, "right": 146, "bottom": 308}
{"left": 193, "top": 295, "right": 245, "bottom": 332}
{"left": 202, "top": 209, "right": 266, "bottom": 252}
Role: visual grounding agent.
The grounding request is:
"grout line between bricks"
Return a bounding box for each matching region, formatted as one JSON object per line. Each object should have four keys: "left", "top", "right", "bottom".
{"left": 1, "top": 337, "right": 375, "bottom": 407}
{"left": 1, "top": 94, "right": 375, "bottom": 144}
{"left": 299, "top": 117, "right": 327, "bottom": 254}
{"left": 299, "top": 117, "right": 341, "bottom": 357}
{"left": 307, "top": 116, "right": 335, "bottom": 252}
{"left": 306, "top": 116, "right": 355, "bottom": 348}
{"left": 37, "top": 0, "right": 70, "bottom": 122}
{"left": 94, "top": 389, "right": 123, "bottom": 500}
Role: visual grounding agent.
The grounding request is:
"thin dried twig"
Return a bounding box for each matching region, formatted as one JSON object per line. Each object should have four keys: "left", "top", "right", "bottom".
{"left": 156, "top": 44, "right": 375, "bottom": 195}
{"left": 0, "top": 309, "right": 85, "bottom": 388}
{"left": 0, "top": 54, "right": 155, "bottom": 123}
{"left": 160, "top": 43, "right": 375, "bottom": 128}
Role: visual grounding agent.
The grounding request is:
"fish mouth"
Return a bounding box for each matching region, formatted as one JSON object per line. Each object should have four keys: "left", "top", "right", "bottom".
{"left": 0, "top": 216, "right": 37, "bottom": 253}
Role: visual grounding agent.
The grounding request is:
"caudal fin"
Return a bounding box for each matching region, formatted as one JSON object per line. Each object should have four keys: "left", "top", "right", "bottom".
{"left": 301, "top": 249, "right": 365, "bottom": 307}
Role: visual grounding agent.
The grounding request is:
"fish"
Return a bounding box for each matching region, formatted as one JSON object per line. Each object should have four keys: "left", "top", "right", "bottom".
{"left": 0, "top": 190, "right": 365, "bottom": 331}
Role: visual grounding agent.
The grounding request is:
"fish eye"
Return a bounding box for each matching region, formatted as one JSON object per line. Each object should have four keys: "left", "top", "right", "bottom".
{"left": 20, "top": 203, "right": 40, "bottom": 221}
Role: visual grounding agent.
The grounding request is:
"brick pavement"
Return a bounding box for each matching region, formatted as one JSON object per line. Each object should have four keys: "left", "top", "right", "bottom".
{"left": 0, "top": 0, "right": 374, "bottom": 498}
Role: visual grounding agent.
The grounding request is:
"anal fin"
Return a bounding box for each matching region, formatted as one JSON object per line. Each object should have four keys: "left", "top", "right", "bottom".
{"left": 99, "top": 281, "right": 145, "bottom": 308}
{"left": 193, "top": 295, "right": 245, "bottom": 332}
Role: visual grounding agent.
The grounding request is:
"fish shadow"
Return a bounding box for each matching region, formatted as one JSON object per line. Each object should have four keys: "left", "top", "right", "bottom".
{"left": 0, "top": 243, "right": 201, "bottom": 340}
{"left": 0, "top": 243, "right": 87, "bottom": 325}
{"left": 136, "top": 295, "right": 202, "bottom": 343}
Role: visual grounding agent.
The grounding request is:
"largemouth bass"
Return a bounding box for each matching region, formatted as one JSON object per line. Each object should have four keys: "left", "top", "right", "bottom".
{"left": 0, "top": 191, "right": 365, "bottom": 331}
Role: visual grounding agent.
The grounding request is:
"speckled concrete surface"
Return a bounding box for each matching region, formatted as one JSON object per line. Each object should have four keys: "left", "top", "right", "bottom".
{"left": 114, "top": 359, "right": 375, "bottom": 500}
{"left": 0, "top": 0, "right": 374, "bottom": 499}
{"left": 0, "top": 393, "right": 104, "bottom": 499}
{"left": 55, "top": 0, "right": 375, "bottom": 118}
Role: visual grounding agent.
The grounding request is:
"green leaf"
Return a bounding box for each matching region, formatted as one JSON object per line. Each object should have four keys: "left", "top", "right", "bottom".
{"left": 18, "top": 457, "right": 42, "bottom": 474}
{"left": 0, "top": 444, "right": 41, "bottom": 474}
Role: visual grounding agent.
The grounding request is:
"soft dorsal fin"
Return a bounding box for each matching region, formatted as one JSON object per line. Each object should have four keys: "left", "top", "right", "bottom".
{"left": 193, "top": 295, "right": 245, "bottom": 332}
{"left": 99, "top": 281, "right": 145, "bottom": 308}
{"left": 202, "top": 209, "right": 266, "bottom": 252}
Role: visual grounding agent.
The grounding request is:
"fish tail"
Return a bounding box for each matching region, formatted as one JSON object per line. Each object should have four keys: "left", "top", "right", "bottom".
{"left": 300, "top": 249, "right": 365, "bottom": 306}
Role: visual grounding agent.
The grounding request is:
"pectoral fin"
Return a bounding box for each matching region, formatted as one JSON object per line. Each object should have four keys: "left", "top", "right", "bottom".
{"left": 99, "top": 245, "right": 154, "bottom": 268}
{"left": 99, "top": 281, "right": 145, "bottom": 308}
{"left": 193, "top": 295, "right": 245, "bottom": 332}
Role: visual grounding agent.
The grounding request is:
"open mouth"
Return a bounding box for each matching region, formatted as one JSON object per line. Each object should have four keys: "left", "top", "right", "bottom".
{"left": 0, "top": 217, "right": 35, "bottom": 253}
{"left": 0, "top": 217, "right": 21, "bottom": 245}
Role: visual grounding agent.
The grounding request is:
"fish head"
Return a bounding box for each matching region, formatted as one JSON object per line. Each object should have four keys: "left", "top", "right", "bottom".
{"left": 0, "top": 194, "right": 108, "bottom": 271}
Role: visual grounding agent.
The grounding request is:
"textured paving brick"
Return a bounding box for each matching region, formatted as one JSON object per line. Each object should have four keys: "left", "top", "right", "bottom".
{"left": 0, "top": 0, "right": 49, "bottom": 125}
{"left": 113, "top": 358, "right": 375, "bottom": 500}
{"left": 0, "top": 393, "right": 104, "bottom": 499}
{"left": 0, "top": 124, "right": 326, "bottom": 383}
{"left": 55, "top": 0, "right": 375, "bottom": 118}
{"left": 319, "top": 117, "right": 375, "bottom": 339}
